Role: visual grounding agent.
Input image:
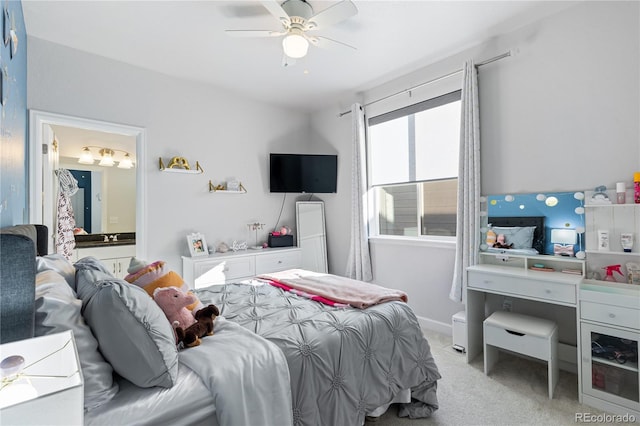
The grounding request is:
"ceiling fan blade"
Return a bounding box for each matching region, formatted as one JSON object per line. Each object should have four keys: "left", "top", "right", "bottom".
{"left": 259, "top": 0, "right": 291, "bottom": 27}
{"left": 306, "top": 0, "right": 357, "bottom": 30}
{"left": 225, "top": 30, "right": 286, "bottom": 38}
{"left": 308, "top": 35, "right": 357, "bottom": 50}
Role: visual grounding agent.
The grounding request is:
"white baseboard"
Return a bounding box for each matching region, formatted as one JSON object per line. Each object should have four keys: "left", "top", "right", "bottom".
{"left": 416, "top": 315, "right": 452, "bottom": 336}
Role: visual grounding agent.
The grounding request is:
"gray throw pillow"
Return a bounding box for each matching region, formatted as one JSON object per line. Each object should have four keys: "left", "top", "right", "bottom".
{"left": 37, "top": 254, "right": 76, "bottom": 290}
{"left": 75, "top": 266, "right": 178, "bottom": 388}
{"left": 35, "top": 270, "right": 119, "bottom": 411}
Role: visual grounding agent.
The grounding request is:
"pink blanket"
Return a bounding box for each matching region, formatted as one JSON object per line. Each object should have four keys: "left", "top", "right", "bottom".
{"left": 257, "top": 269, "right": 408, "bottom": 309}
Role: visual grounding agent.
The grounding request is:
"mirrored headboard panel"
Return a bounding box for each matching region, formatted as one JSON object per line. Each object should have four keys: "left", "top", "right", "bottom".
{"left": 480, "top": 191, "right": 586, "bottom": 256}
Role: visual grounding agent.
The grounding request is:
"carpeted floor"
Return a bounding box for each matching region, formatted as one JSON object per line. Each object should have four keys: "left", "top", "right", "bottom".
{"left": 369, "top": 328, "right": 608, "bottom": 426}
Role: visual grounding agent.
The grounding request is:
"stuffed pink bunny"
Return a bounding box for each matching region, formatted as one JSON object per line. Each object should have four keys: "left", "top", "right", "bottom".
{"left": 153, "top": 286, "right": 197, "bottom": 335}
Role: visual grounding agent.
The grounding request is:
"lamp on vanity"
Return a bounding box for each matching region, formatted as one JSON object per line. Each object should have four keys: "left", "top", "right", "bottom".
{"left": 551, "top": 228, "right": 577, "bottom": 257}
{"left": 0, "top": 330, "right": 83, "bottom": 425}
{"left": 78, "top": 146, "right": 135, "bottom": 169}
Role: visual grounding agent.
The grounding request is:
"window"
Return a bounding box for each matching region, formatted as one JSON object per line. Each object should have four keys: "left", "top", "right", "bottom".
{"left": 368, "top": 90, "right": 461, "bottom": 238}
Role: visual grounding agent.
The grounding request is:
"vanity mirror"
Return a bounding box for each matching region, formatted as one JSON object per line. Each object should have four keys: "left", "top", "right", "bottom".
{"left": 480, "top": 191, "right": 586, "bottom": 258}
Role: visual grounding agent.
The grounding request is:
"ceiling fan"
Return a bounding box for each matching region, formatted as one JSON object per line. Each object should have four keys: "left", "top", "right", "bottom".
{"left": 225, "top": 0, "right": 358, "bottom": 63}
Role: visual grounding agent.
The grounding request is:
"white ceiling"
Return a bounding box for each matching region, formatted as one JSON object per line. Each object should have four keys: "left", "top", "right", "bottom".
{"left": 22, "top": 1, "right": 577, "bottom": 112}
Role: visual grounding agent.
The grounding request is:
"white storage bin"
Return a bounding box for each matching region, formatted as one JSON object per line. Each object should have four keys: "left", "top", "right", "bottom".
{"left": 452, "top": 311, "right": 467, "bottom": 353}
{"left": 483, "top": 311, "right": 558, "bottom": 399}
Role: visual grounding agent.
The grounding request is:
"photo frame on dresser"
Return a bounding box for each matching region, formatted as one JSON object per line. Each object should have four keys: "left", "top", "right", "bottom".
{"left": 187, "top": 233, "right": 208, "bottom": 257}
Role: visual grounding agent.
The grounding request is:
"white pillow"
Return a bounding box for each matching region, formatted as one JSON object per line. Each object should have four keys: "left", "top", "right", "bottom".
{"left": 35, "top": 270, "right": 119, "bottom": 411}
{"left": 37, "top": 254, "right": 76, "bottom": 290}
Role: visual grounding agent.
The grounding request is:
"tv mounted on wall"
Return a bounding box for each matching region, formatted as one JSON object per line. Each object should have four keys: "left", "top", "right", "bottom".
{"left": 269, "top": 153, "right": 337, "bottom": 193}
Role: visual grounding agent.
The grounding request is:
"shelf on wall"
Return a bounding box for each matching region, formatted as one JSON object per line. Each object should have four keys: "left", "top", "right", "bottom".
{"left": 585, "top": 250, "right": 639, "bottom": 257}
{"left": 585, "top": 203, "right": 639, "bottom": 208}
{"left": 159, "top": 157, "right": 203, "bottom": 174}
{"left": 208, "top": 180, "right": 247, "bottom": 193}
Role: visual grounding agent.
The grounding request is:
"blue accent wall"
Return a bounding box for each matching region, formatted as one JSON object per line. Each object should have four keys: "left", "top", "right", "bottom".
{"left": 0, "top": 0, "right": 27, "bottom": 227}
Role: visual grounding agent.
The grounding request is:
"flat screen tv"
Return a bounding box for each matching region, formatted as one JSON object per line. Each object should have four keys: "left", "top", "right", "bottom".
{"left": 269, "top": 153, "right": 337, "bottom": 193}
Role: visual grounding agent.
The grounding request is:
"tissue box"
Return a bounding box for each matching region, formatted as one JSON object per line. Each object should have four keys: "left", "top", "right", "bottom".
{"left": 268, "top": 234, "right": 294, "bottom": 248}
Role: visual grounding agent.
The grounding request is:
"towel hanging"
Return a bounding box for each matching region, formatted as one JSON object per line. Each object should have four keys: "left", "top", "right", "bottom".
{"left": 55, "top": 168, "right": 79, "bottom": 196}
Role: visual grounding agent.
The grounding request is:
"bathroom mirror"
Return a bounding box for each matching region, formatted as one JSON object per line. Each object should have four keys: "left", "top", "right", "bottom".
{"left": 56, "top": 125, "right": 137, "bottom": 235}
{"left": 481, "top": 191, "right": 586, "bottom": 257}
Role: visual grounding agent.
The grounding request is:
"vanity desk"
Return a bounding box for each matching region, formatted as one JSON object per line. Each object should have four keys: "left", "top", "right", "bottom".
{"left": 465, "top": 252, "right": 585, "bottom": 368}
{"left": 467, "top": 190, "right": 639, "bottom": 417}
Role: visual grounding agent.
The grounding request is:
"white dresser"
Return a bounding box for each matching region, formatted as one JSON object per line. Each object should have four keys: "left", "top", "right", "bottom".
{"left": 182, "top": 247, "right": 302, "bottom": 289}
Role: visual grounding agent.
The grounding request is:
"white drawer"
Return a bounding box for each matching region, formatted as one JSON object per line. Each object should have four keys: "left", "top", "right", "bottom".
{"left": 468, "top": 270, "right": 576, "bottom": 304}
{"left": 581, "top": 301, "right": 640, "bottom": 330}
{"left": 255, "top": 250, "right": 301, "bottom": 275}
{"left": 193, "top": 256, "right": 255, "bottom": 288}
{"left": 484, "top": 321, "right": 552, "bottom": 361}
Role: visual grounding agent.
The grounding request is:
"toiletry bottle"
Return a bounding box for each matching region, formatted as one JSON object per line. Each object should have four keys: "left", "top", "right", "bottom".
{"left": 616, "top": 182, "right": 626, "bottom": 204}
{"left": 620, "top": 233, "right": 634, "bottom": 253}
{"left": 597, "top": 230, "right": 610, "bottom": 251}
{"left": 635, "top": 172, "right": 640, "bottom": 204}
{"left": 626, "top": 262, "right": 640, "bottom": 285}
{"left": 602, "top": 264, "right": 623, "bottom": 282}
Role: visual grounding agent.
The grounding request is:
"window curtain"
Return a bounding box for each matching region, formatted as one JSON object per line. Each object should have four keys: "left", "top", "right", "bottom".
{"left": 346, "top": 103, "right": 373, "bottom": 282}
{"left": 449, "top": 61, "right": 481, "bottom": 302}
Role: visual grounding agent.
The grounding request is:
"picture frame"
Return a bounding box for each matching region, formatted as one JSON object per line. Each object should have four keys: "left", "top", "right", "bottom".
{"left": 187, "top": 232, "right": 208, "bottom": 257}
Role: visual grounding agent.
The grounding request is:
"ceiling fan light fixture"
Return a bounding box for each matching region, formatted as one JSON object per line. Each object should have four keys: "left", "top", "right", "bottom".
{"left": 282, "top": 31, "right": 309, "bottom": 58}
{"left": 78, "top": 147, "right": 94, "bottom": 164}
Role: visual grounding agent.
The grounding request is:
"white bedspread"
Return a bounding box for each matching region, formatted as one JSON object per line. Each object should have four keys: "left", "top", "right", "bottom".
{"left": 179, "top": 317, "right": 293, "bottom": 426}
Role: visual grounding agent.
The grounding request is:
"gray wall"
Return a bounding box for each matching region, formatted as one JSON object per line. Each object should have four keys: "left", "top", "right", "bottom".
{"left": 28, "top": 37, "right": 311, "bottom": 272}
{"left": 25, "top": 1, "right": 639, "bottom": 333}
{"left": 312, "top": 1, "right": 639, "bottom": 331}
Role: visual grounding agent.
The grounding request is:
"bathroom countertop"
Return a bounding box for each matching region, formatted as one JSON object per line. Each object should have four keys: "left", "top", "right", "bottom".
{"left": 74, "top": 232, "right": 136, "bottom": 248}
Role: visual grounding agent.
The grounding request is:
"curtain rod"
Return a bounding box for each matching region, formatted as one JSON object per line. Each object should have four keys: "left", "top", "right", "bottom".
{"left": 338, "top": 50, "right": 512, "bottom": 118}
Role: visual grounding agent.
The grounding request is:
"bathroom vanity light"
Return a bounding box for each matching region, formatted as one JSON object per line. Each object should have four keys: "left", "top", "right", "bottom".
{"left": 98, "top": 149, "right": 115, "bottom": 167}
{"left": 78, "top": 146, "right": 135, "bottom": 169}
{"left": 117, "top": 153, "right": 134, "bottom": 169}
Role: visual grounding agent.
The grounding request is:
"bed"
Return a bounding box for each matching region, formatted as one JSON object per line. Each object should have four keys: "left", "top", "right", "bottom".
{"left": 0, "top": 225, "right": 440, "bottom": 426}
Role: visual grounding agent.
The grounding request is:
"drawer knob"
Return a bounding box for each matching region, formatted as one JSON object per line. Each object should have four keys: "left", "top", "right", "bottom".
{"left": 223, "top": 267, "right": 229, "bottom": 272}
{"left": 483, "top": 280, "right": 491, "bottom": 284}
{"left": 278, "top": 260, "right": 282, "bottom": 264}
{"left": 545, "top": 289, "right": 551, "bottom": 294}
{"left": 609, "top": 313, "right": 616, "bottom": 318}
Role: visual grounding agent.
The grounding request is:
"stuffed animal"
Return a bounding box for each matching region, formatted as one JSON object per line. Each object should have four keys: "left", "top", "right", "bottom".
{"left": 176, "top": 304, "right": 220, "bottom": 348}
{"left": 492, "top": 234, "right": 513, "bottom": 249}
{"left": 125, "top": 257, "right": 203, "bottom": 313}
{"left": 153, "top": 286, "right": 197, "bottom": 334}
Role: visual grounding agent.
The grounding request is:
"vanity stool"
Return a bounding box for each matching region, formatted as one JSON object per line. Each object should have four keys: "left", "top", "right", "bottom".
{"left": 483, "top": 311, "right": 558, "bottom": 399}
